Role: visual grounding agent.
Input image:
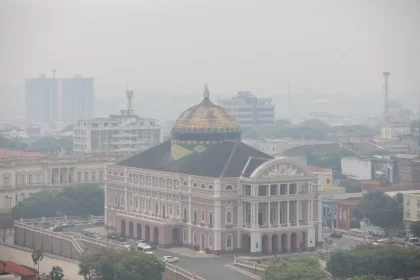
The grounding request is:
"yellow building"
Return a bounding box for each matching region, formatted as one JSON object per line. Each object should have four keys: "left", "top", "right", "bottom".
{"left": 309, "top": 165, "right": 345, "bottom": 194}
{"left": 381, "top": 122, "right": 411, "bottom": 139}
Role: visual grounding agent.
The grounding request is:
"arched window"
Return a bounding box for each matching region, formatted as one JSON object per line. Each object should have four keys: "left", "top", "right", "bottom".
{"left": 208, "top": 185, "right": 213, "bottom": 190}
{"left": 183, "top": 207, "right": 187, "bottom": 220}
{"left": 193, "top": 183, "right": 198, "bottom": 188}
{"left": 114, "top": 194, "right": 118, "bottom": 205}
{"left": 193, "top": 209, "right": 197, "bottom": 223}
{"left": 129, "top": 174, "right": 132, "bottom": 178}
{"left": 108, "top": 170, "right": 111, "bottom": 175}
{"left": 120, "top": 172, "right": 124, "bottom": 176}
{"left": 226, "top": 212, "right": 232, "bottom": 224}
{"left": 209, "top": 211, "right": 213, "bottom": 226}
{"left": 225, "top": 185, "right": 233, "bottom": 190}
{"left": 201, "top": 210, "right": 205, "bottom": 222}
{"left": 120, "top": 195, "right": 124, "bottom": 206}
{"left": 193, "top": 232, "right": 197, "bottom": 246}
{"left": 183, "top": 181, "right": 188, "bottom": 186}
{"left": 201, "top": 184, "right": 206, "bottom": 189}
{"left": 226, "top": 235, "right": 232, "bottom": 249}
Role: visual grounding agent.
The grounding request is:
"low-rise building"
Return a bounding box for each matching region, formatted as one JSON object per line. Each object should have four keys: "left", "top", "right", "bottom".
{"left": 308, "top": 165, "right": 333, "bottom": 193}
{"left": 381, "top": 122, "right": 411, "bottom": 139}
{"left": 0, "top": 261, "right": 36, "bottom": 280}
{"left": 0, "top": 151, "right": 121, "bottom": 212}
{"left": 395, "top": 154, "right": 420, "bottom": 183}
{"left": 402, "top": 191, "right": 420, "bottom": 233}
{"left": 336, "top": 197, "right": 361, "bottom": 231}
{"left": 341, "top": 155, "right": 396, "bottom": 183}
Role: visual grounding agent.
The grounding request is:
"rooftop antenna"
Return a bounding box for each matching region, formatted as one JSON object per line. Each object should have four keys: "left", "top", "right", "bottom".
{"left": 383, "top": 71, "right": 390, "bottom": 122}
{"left": 288, "top": 81, "right": 291, "bottom": 119}
{"left": 52, "top": 68, "right": 56, "bottom": 78}
{"left": 126, "top": 89, "right": 134, "bottom": 115}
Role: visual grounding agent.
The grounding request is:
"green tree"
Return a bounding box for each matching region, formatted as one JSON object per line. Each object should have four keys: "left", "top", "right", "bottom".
{"left": 28, "top": 136, "right": 73, "bottom": 155}
{"left": 352, "top": 190, "right": 402, "bottom": 237}
{"left": 0, "top": 213, "right": 14, "bottom": 243}
{"left": 78, "top": 254, "right": 98, "bottom": 280}
{"left": 263, "top": 257, "right": 327, "bottom": 280}
{"left": 31, "top": 248, "right": 44, "bottom": 274}
{"left": 352, "top": 276, "right": 392, "bottom": 280}
{"left": 49, "top": 266, "right": 64, "bottom": 280}
{"left": 79, "top": 249, "right": 165, "bottom": 280}
{"left": 410, "top": 221, "right": 420, "bottom": 237}
{"left": 328, "top": 245, "right": 420, "bottom": 279}
{"left": 12, "top": 185, "right": 104, "bottom": 219}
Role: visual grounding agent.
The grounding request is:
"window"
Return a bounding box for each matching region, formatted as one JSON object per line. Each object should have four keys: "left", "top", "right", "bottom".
{"left": 226, "top": 235, "right": 232, "bottom": 249}
{"left": 28, "top": 175, "right": 33, "bottom": 184}
{"left": 84, "top": 172, "right": 89, "bottom": 181}
{"left": 176, "top": 206, "right": 180, "bottom": 216}
{"left": 201, "top": 210, "right": 205, "bottom": 222}
{"left": 77, "top": 173, "right": 82, "bottom": 183}
{"left": 114, "top": 194, "right": 118, "bottom": 205}
{"left": 208, "top": 185, "right": 213, "bottom": 190}
{"left": 120, "top": 172, "right": 124, "bottom": 176}
{"left": 183, "top": 181, "right": 188, "bottom": 186}
{"left": 208, "top": 234, "right": 213, "bottom": 249}
{"left": 36, "top": 174, "right": 41, "bottom": 183}
{"left": 226, "top": 212, "right": 232, "bottom": 224}
{"left": 326, "top": 179, "right": 331, "bottom": 184}
{"left": 193, "top": 183, "right": 198, "bottom": 188}
{"left": 20, "top": 175, "right": 25, "bottom": 185}
{"left": 3, "top": 177, "right": 10, "bottom": 186}
{"left": 183, "top": 229, "right": 187, "bottom": 242}
{"left": 148, "top": 201, "right": 151, "bottom": 210}
{"left": 201, "top": 184, "right": 205, "bottom": 189}
{"left": 92, "top": 172, "right": 96, "bottom": 181}
{"left": 183, "top": 207, "right": 187, "bottom": 220}
{"left": 209, "top": 212, "right": 213, "bottom": 225}
{"left": 169, "top": 205, "right": 173, "bottom": 215}
{"left": 193, "top": 209, "right": 197, "bottom": 223}
{"left": 225, "top": 185, "right": 233, "bottom": 190}
{"left": 193, "top": 232, "right": 197, "bottom": 246}
{"left": 108, "top": 170, "right": 111, "bottom": 175}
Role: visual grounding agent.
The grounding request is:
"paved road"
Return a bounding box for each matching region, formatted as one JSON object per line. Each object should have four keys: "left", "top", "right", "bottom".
{"left": 0, "top": 244, "right": 83, "bottom": 280}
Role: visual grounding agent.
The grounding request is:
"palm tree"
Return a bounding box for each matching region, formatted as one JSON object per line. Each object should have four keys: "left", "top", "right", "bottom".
{"left": 31, "top": 249, "right": 43, "bottom": 274}
{"left": 49, "top": 266, "right": 64, "bottom": 280}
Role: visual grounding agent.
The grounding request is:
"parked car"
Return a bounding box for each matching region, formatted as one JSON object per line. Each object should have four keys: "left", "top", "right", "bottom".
{"left": 330, "top": 231, "right": 343, "bottom": 238}
{"left": 121, "top": 242, "right": 131, "bottom": 249}
{"left": 136, "top": 240, "right": 146, "bottom": 244}
{"left": 53, "top": 226, "right": 63, "bottom": 232}
{"left": 162, "top": 256, "right": 179, "bottom": 263}
{"left": 93, "top": 220, "right": 104, "bottom": 225}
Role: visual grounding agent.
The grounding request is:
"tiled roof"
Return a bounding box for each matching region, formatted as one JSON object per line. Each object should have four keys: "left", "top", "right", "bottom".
{"left": 0, "top": 261, "right": 37, "bottom": 276}
{"left": 0, "top": 149, "right": 46, "bottom": 159}
{"left": 118, "top": 140, "right": 273, "bottom": 178}
{"left": 308, "top": 165, "right": 331, "bottom": 173}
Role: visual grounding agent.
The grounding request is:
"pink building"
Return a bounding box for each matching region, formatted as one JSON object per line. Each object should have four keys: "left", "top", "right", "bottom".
{"left": 104, "top": 86, "right": 322, "bottom": 255}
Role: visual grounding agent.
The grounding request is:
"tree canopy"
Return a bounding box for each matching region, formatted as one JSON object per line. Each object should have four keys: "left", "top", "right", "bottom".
{"left": 263, "top": 257, "right": 327, "bottom": 280}
{"left": 410, "top": 221, "right": 420, "bottom": 238}
{"left": 79, "top": 249, "right": 165, "bottom": 280}
{"left": 327, "top": 245, "right": 420, "bottom": 279}
{"left": 27, "top": 136, "right": 73, "bottom": 155}
{"left": 352, "top": 190, "right": 402, "bottom": 237}
{"left": 12, "top": 185, "right": 104, "bottom": 218}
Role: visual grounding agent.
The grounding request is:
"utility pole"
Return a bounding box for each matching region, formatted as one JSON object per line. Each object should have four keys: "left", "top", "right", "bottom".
{"left": 383, "top": 71, "right": 390, "bottom": 122}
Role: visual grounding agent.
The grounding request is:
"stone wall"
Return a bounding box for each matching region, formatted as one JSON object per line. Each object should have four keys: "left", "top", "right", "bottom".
{"left": 14, "top": 226, "right": 81, "bottom": 260}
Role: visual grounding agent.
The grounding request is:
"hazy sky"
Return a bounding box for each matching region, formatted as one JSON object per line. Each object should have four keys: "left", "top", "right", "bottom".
{"left": 1, "top": 0, "right": 419, "bottom": 105}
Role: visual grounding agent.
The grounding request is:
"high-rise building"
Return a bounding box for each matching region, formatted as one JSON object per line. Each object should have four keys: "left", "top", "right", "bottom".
{"left": 61, "top": 76, "right": 94, "bottom": 122}
{"left": 25, "top": 74, "right": 94, "bottom": 124}
{"left": 217, "top": 91, "right": 275, "bottom": 127}
{"left": 25, "top": 75, "right": 59, "bottom": 123}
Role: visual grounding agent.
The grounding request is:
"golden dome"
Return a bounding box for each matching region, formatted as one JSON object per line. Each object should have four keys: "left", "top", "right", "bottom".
{"left": 172, "top": 85, "right": 240, "bottom": 133}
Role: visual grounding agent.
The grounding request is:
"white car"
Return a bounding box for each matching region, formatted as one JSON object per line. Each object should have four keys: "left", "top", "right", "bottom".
{"left": 162, "top": 256, "right": 179, "bottom": 263}
{"left": 136, "top": 240, "right": 145, "bottom": 244}
{"left": 121, "top": 242, "right": 131, "bottom": 249}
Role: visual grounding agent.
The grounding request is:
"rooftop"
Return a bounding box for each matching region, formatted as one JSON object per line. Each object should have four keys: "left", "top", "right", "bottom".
{"left": 308, "top": 165, "right": 331, "bottom": 173}
{"left": 0, "top": 149, "right": 46, "bottom": 159}
{"left": 0, "top": 261, "right": 36, "bottom": 277}
{"left": 118, "top": 140, "right": 272, "bottom": 178}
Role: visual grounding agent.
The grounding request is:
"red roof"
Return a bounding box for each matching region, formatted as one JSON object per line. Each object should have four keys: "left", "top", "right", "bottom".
{"left": 308, "top": 165, "right": 331, "bottom": 173}
{"left": 0, "top": 261, "right": 37, "bottom": 276}
{"left": 0, "top": 149, "right": 46, "bottom": 159}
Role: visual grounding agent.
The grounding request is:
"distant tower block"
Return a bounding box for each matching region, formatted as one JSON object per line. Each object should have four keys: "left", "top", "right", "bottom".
{"left": 383, "top": 71, "right": 390, "bottom": 122}
{"left": 126, "top": 90, "right": 134, "bottom": 115}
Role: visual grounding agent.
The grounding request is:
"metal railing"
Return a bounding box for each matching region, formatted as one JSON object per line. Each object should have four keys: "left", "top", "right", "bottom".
{"left": 233, "top": 257, "right": 268, "bottom": 272}
{"left": 165, "top": 263, "right": 206, "bottom": 280}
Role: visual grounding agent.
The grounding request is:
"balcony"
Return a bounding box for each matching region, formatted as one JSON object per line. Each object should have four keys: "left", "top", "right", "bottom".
{"left": 241, "top": 221, "right": 311, "bottom": 230}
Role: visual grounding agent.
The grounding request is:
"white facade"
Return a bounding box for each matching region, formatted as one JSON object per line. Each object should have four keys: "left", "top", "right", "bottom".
{"left": 341, "top": 157, "right": 372, "bottom": 180}
{"left": 217, "top": 91, "right": 275, "bottom": 127}
{"left": 0, "top": 155, "right": 120, "bottom": 212}
{"left": 73, "top": 115, "right": 162, "bottom": 156}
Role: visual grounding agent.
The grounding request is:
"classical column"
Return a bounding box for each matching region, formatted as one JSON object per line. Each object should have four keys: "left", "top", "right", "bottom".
{"left": 58, "top": 168, "right": 61, "bottom": 185}
{"left": 277, "top": 201, "right": 281, "bottom": 225}
{"left": 296, "top": 200, "right": 300, "bottom": 225}
{"left": 308, "top": 200, "right": 311, "bottom": 223}
{"left": 124, "top": 185, "right": 128, "bottom": 212}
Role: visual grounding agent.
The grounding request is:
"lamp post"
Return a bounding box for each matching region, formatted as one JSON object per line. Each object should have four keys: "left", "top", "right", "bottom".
{"left": 325, "top": 237, "right": 328, "bottom": 261}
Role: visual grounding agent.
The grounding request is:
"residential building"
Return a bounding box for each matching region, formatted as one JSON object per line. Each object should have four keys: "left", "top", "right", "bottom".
{"left": 61, "top": 75, "right": 94, "bottom": 122}
{"left": 381, "top": 122, "right": 411, "bottom": 139}
{"left": 73, "top": 90, "right": 162, "bottom": 156}
{"left": 0, "top": 261, "right": 36, "bottom": 280}
{"left": 341, "top": 155, "right": 396, "bottom": 183}
{"left": 336, "top": 197, "right": 361, "bottom": 231}
{"left": 0, "top": 151, "right": 121, "bottom": 212}
{"left": 25, "top": 75, "right": 59, "bottom": 124}
{"left": 395, "top": 154, "right": 420, "bottom": 183}
{"left": 308, "top": 165, "right": 332, "bottom": 192}
{"left": 402, "top": 191, "right": 420, "bottom": 233}
{"left": 105, "top": 86, "right": 322, "bottom": 255}
{"left": 217, "top": 91, "right": 275, "bottom": 127}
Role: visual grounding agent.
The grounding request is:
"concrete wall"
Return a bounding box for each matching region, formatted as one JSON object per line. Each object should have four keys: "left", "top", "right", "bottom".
{"left": 14, "top": 226, "right": 81, "bottom": 260}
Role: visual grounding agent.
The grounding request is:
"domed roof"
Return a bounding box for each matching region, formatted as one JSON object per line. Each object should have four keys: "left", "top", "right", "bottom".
{"left": 172, "top": 85, "right": 240, "bottom": 133}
